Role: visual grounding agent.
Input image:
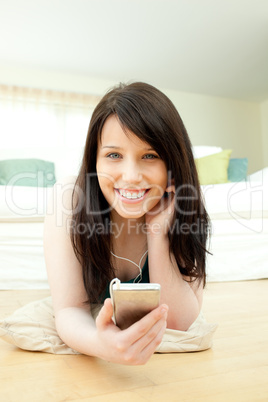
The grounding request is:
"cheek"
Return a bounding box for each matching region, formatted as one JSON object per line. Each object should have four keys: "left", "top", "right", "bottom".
{"left": 98, "top": 176, "right": 114, "bottom": 194}
{"left": 97, "top": 160, "right": 116, "bottom": 188}
{"left": 152, "top": 167, "right": 168, "bottom": 191}
{"left": 156, "top": 162, "right": 168, "bottom": 182}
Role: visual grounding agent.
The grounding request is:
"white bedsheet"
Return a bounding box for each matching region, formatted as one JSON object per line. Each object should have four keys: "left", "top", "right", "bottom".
{"left": 0, "top": 221, "right": 49, "bottom": 289}
{"left": 0, "top": 169, "right": 267, "bottom": 289}
{"left": 1, "top": 216, "right": 267, "bottom": 289}
{"left": 203, "top": 169, "right": 268, "bottom": 282}
{"left": 201, "top": 167, "right": 268, "bottom": 216}
{"left": 206, "top": 218, "right": 268, "bottom": 282}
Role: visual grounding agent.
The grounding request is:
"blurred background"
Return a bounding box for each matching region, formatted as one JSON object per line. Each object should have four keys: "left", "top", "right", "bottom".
{"left": 0, "top": 0, "right": 268, "bottom": 178}
{"left": 0, "top": 0, "right": 268, "bottom": 292}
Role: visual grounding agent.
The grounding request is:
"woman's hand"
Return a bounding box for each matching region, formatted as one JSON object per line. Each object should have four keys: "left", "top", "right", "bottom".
{"left": 94, "top": 298, "right": 168, "bottom": 365}
{"left": 145, "top": 183, "right": 175, "bottom": 237}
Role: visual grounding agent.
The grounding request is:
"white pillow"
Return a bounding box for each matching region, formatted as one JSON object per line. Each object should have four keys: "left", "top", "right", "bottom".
{"left": 247, "top": 167, "right": 268, "bottom": 182}
{"left": 0, "top": 185, "right": 53, "bottom": 219}
{"left": 0, "top": 297, "right": 217, "bottom": 354}
{"left": 201, "top": 180, "right": 267, "bottom": 216}
{"left": 192, "top": 146, "right": 223, "bottom": 159}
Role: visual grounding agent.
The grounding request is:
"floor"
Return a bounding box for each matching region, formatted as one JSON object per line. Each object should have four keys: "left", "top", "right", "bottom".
{"left": 0, "top": 280, "right": 268, "bottom": 401}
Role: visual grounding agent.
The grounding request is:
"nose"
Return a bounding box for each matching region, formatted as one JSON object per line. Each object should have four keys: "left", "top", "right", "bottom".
{"left": 122, "top": 160, "right": 142, "bottom": 184}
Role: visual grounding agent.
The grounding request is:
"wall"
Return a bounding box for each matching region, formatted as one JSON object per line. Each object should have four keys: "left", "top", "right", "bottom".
{"left": 261, "top": 99, "right": 268, "bottom": 168}
{"left": 0, "top": 65, "right": 115, "bottom": 96}
{"left": 165, "top": 89, "right": 262, "bottom": 174}
{"left": 0, "top": 65, "right": 264, "bottom": 174}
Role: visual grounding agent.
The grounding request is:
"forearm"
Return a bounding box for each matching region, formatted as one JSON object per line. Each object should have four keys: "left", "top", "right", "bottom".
{"left": 54, "top": 300, "right": 169, "bottom": 365}
{"left": 55, "top": 306, "right": 100, "bottom": 356}
{"left": 147, "top": 234, "right": 200, "bottom": 331}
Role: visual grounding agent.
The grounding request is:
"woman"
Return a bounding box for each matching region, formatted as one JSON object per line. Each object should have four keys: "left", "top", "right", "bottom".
{"left": 44, "top": 82, "right": 210, "bottom": 365}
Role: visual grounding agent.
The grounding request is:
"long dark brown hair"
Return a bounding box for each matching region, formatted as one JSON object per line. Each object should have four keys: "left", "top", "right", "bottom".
{"left": 71, "top": 82, "right": 210, "bottom": 303}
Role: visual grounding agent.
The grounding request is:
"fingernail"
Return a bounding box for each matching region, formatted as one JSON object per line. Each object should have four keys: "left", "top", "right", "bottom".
{"left": 161, "top": 305, "right": 169, "bottom": 314}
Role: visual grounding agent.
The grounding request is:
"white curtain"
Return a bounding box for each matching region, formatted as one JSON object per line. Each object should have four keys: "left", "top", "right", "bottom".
{"left": 0, "top": 85, "right": 101, "bottom": 177}
{"left": 0, "top": 85, "right": 100, "bottom": 149}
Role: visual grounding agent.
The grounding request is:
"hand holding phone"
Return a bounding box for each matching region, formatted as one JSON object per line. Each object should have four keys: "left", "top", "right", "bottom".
{"left": 109, "top": 278, "right": 161, "bottom": 330}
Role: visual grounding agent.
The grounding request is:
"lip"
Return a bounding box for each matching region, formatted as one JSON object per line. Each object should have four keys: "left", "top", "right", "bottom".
{"left": 114, "top": 188, "right": 150, "bottom": 204}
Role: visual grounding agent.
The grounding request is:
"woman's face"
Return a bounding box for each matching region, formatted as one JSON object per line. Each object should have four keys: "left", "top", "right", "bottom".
{"left": 96, "top": 115, "right": 168, "bottom": 220}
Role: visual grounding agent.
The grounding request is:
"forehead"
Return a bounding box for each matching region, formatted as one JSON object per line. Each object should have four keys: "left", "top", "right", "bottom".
{"left": 100, "top": 115, "right": 151, "bottom": 149}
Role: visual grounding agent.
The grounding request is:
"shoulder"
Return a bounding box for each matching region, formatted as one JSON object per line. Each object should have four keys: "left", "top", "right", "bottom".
{"left": 44, "top": 176, "right": 89, "bottom": 310}
{"left": 44, "top": 175, "right": 80, "bottom": 239}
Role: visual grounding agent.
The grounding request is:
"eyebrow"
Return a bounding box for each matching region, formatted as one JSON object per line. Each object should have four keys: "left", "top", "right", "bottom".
{"left": 101, "top": 146, "right": 122, "bottom": 149}
{"left": 101, "top": 145, "right": 155, "bottom": 151}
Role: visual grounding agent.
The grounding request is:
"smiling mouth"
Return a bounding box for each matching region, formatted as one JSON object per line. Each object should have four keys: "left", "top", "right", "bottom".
{"left": 115, "top": 189, "right": 150, "bottom": 200}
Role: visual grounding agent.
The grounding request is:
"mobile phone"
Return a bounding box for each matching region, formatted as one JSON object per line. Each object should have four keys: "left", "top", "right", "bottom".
{"left": 109, "top": 278, "right": 161, "bottom": 330}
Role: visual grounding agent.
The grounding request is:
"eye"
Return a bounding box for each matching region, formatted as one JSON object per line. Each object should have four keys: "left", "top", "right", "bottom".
{"left": 107, "top": 153, "right": 121, "bottom": 159}
{"left": 143, "top": 153, "right": 159, "bottom": 159}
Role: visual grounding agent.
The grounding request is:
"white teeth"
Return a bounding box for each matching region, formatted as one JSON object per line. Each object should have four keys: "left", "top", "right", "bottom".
{"left": 118, "top": 189, "right": 146, "bottom": 199}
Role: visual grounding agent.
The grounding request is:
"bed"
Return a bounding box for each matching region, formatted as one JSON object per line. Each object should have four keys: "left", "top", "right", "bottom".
{"left": 0, "top": 146, "right": 268, "bottom": 289}
{"left": 0, "top": 147, "right": 267, "bottom": 289}
{"left": 0, "top": 172, "right": 267, "bottom": 290}
{"left": 204, "top": 168, "right": 268, "bottom": 282}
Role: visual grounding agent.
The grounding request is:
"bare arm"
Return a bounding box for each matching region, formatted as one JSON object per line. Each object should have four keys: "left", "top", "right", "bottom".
{"left": 147, "top": 233, "right": 202, "bottom": 331}
{"left": 44, "top": 178, "right": 168, "bottom": 365}
{"left": 146, "top": 185, "right": 203, "bottom": 331}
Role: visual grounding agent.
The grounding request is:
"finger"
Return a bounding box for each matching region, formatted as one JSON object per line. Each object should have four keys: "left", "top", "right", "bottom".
{"left": 123, "top": 304, "right": 168, "bottom": 345}
{"left": 165, "top": 183, "right": 175, "bottom": 193}
{"left": 95, "top": 298, "right": 115, "bottom": 329}
{"left": 163, "top": 191, "right": 175, "bottom": 214}
{"left": 167, "top": 193, "right": 175, "bottom": 214}
{"left": 137, "top": 316, "right": 167, "bottom": 363}
{"left": 124, "top": 314, "right": 167, "bottom": 365}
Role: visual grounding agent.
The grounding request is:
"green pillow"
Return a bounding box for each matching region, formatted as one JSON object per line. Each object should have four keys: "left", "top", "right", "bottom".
{"left": 0, "top": 158, "right": 56, "bottom": 187}
{"left": 227, "top": 158, "right": 248, "bottom": 182}
{"left": 195, "top": 149, "right": 232, "bottom": 185}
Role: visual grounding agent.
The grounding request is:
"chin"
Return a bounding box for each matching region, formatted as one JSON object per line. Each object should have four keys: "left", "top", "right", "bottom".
{"left": 115, "top": 208, "right": 146, "bottom": 220}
